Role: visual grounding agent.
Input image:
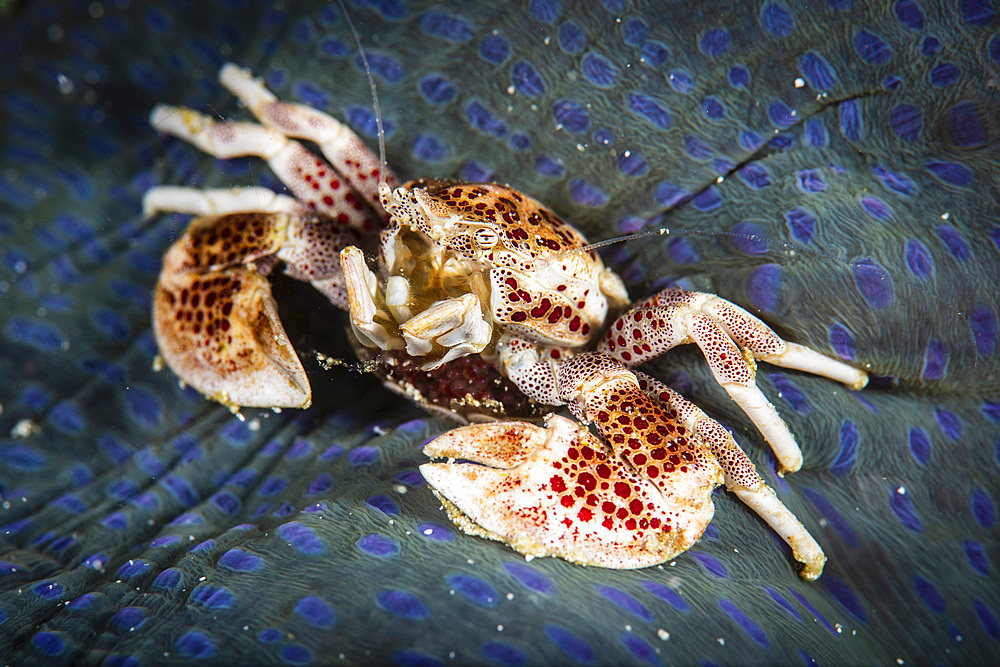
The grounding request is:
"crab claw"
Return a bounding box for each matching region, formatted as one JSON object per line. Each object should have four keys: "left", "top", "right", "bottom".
{"left": 420, "top": 415, "right": 716, "bottom": 568}
{"left": 153, "top": 212, "right": 311, "bottom": 408}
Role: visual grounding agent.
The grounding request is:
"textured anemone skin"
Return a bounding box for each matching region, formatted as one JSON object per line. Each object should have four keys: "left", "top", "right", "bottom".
{"left": 1, "top": 1, "right": 998, "bottom": 665}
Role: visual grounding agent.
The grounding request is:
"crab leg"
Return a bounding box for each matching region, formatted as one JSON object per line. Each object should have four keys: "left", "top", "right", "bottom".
{"left": 600, "top": 287, "right": 867, "bottom": 473}
{"left": 635, "top": 372, "right": 826, "bottom": 580}
{"left": 218, "top": 63, "right": 397, "bottom": 215}
{"left": 144, "top": 185, "right": 299, "bottom": 218}
{"left": 149, "top": 105, "right": 379, "bottom": 231}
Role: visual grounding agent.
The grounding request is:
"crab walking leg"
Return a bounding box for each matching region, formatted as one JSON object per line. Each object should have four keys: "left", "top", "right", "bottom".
{"left": 149, "top": 105, "right": 378, "bottom": 231}
{"left": 218, "top": 63, "right": 397, "bottom": 216}
{"left": 621, "top": 288, "right": 868, "bottom": 390}
{"left": 691, "top": 291, "right": 869, "bottom": 390}
{"left": 143, "top": 186, "right": 299, "bottom": 217}
{"left": 635, "top": 372, "right": 826, "bottom": 580}
{"left": 600, "top": 301, "right": 806, "bottom": 473}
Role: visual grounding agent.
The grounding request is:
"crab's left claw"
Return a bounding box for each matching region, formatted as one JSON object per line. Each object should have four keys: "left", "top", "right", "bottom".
{"left": 152, "top": 212, "right": 312, "bottom": 409}
{"left": 420, "top": 415, "right": 715, "bottom": 569}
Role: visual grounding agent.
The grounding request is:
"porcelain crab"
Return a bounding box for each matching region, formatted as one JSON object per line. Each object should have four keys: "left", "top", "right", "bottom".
{"left": 146, "top": 64, "right": 869, "bottom": 580}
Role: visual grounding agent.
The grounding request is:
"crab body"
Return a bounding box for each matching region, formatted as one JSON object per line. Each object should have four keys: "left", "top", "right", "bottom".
{"left": 147, "top": 64, "right": 871, "bottom": 580}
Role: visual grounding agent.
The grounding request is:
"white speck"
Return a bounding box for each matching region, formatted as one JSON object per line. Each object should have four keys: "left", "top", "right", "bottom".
{"left": 198, "top": 576, "right": 206, "bottom": 581}
{"left": 941, "top": 212, "right": 950, "bottom": 220}
{"left": 449, "top": 652, "right": 455, "bottom": 659}
{"left": 543, "top": 36, "right": 550, "bottom": 45}
{"left": 794, "top": 77, "right": 805, "bottom": 88}
{"left": 506, "top": 85, "right": 515, "bottom": 95}
{"left": 896, "top": 486, "right": 906, "bottom": 495}
{"left": 448, "top": 589, "right": 455, "bottom": 596}
{"left": 576, "top": 143, "right": 585, "bottom": 151}
{"left": 505, "top": 593, "right": 514, "bottom": 601}
{"left": 393, "top": 484, "right": 407, "bottom": 494}
{"left": 715, "top": 176, "right": 724, "bottom": 183}
{"left": 623, "top": 150, "right": 631, "bottom": 158}
{"left": 497, "top": 624, "right": 503, "bottom": 632}
{"left": 467, "top": 558, "right": 474, "bottom": 565}
{"left": 248, "top": 418, "right": 261, "bottom": 431}
{"left": 657, "top": 629, "right": 670, "bottom": 641}
{"left": 896, "top": 659, "right": 904, "bottom": 665}
{"left": 717, "top": 638, "right": 725, "bottom": 646}
{"left": 11, "top": 419, "right": 39, "bottom": 438}
{"left": 373, "top": 425, "right": 387, "bottom": 435}
{"left": 835, "top": 623, "right": 843, "bottom": 634}
{"left": 422, "top": 528, "right": 433, "bottom": 535}
{"left": 57, "top": 73, "right": 75, "bottom": 95}
{"left": 624, "top": 624, "right": 632, "bottom": 632}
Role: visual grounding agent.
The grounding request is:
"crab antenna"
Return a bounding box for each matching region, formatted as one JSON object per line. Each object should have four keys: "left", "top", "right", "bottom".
{"left": 340, "top": 0, "right": 387, "bottom": 190}
{"left": 577, "top": 227, "right": 670, "bottom": 253}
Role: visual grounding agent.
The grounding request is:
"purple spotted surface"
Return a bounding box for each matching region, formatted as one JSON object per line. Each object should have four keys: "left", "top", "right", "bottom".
{"left": 0, "top": 1, "right": 997, "bottom": 666}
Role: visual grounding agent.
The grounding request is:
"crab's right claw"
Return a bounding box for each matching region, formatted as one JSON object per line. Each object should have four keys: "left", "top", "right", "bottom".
{"left": 152, "top": 213, "right": 311, "bottom": 409}
{"left": 420, "top": 415, "right": 712, "bottom": 569}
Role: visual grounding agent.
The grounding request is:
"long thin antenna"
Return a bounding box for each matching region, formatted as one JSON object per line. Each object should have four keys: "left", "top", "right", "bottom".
{"left": 340, "top": 0, "right": 387, "bottom": 190}
{"left": 577, "top": 227, "right": 669, "bottom": 253}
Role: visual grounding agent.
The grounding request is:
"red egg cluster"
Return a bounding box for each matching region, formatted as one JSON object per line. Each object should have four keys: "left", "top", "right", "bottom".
{"left": 357, "top": 345, "right": 545, "bottom": 422}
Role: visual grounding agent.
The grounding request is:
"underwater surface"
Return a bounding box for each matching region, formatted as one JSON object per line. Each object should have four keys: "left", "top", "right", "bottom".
{"left": 1, "top": 0, "right": 998, "bottom": 664}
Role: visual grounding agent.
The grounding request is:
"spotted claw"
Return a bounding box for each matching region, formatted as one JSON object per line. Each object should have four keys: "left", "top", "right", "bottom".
{"left": 152, "top": 211, "right": 312, "bottom": 409}
{"left": 420, "top": 415, "right": 717, "bottom": 569}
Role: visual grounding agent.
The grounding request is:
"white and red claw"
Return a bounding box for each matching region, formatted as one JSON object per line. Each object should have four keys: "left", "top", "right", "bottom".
{"left": 153, "top": 207, "right": 359, "bottom": 408}
{"left": 422, "top": 352, "right": 726, "bottom": 569}
{"left": 421, "top": 414, "right": 717, "bottom": 569}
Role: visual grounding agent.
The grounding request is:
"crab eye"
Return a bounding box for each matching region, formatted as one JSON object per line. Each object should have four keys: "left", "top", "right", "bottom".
{"left": 474, "top": 227, "right": 499, "bottom": 249}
